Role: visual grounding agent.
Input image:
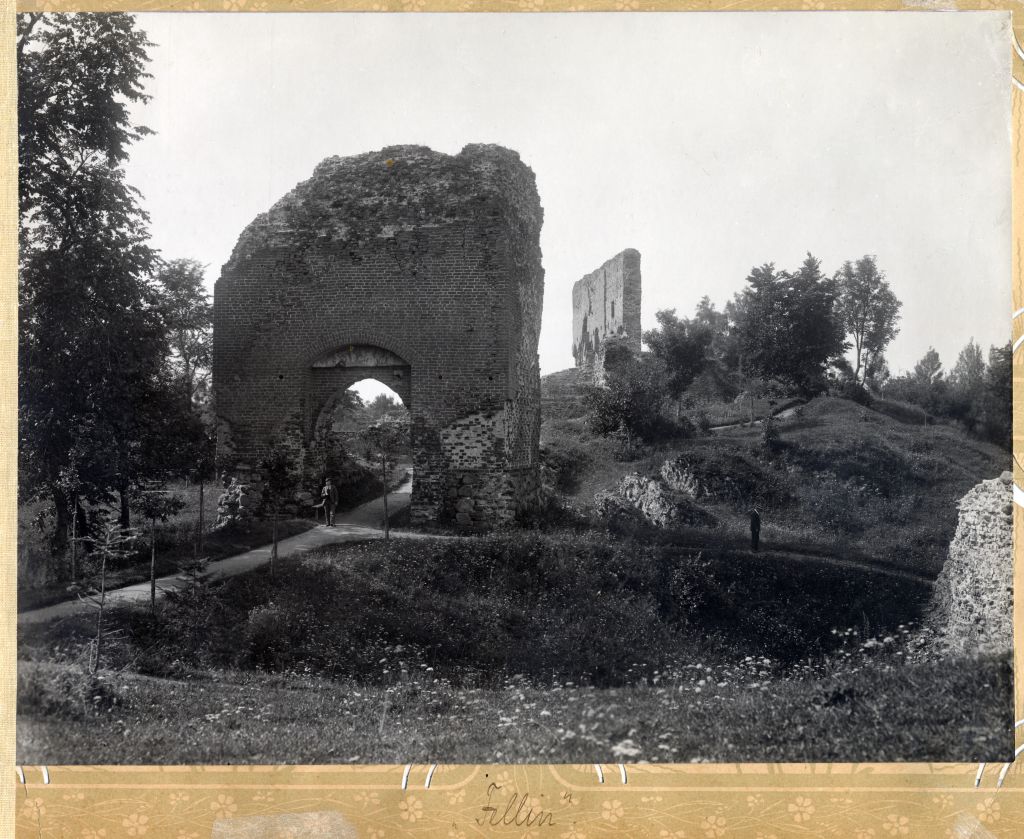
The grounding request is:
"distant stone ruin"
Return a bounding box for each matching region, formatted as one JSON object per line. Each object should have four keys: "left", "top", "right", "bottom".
{"left": 572, "top": 248, "right": 641, "bottom": 382}
{"left": 213, "top": 144, "right": 545, "bottom": 529}
{"left": 927, "top": 471, "right": 1013, "bottom": 655}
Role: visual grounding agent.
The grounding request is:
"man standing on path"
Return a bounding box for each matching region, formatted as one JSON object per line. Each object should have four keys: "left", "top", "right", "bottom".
{"left": 750, "top": 506, "right": 761, "bottom": 552}
{"left": 321, "top": 477, "right": 339, "bottom": 527}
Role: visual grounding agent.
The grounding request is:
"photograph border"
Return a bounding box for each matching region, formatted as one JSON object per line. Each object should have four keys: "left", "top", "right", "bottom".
{"left": 4, "top": 1, "right": 1023, "bottom": 837}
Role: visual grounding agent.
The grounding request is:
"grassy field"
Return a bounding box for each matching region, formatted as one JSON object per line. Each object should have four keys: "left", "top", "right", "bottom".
{"left": 17, "top": 651, "right": 1011, "bottom": 764}
{"left": 17, "top": 531, "right": 1012, "bottom": 764}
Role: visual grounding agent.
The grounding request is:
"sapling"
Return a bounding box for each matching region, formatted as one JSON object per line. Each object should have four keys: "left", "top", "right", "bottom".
{"left": 136, "top": 489, "right": 186, "bottom": 610}
{"left": 73, "top": 523, "right": 139, "bottom": 673}
{"left": 360, "top": 416, "right": 410, "bottom": 541}
{"left": 258, "top": 443, "right": 301, "bottom": 575}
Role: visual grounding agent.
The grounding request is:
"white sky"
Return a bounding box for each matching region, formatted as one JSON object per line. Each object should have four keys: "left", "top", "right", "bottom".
{"left": 128, "top": 11, "right": 1012, "bottom": 396}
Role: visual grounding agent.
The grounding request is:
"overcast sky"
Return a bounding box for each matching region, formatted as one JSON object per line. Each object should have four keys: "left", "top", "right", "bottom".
{"left": 128, "top": 11, "right": 1011, "bottom": 394}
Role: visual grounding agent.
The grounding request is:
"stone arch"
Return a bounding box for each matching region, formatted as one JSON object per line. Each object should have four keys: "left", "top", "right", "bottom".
{"left": 304, "top": 342, "right": 412, "bottom": 443}
{"left": 213, "top": 144, "right": 545, "bottom": 528}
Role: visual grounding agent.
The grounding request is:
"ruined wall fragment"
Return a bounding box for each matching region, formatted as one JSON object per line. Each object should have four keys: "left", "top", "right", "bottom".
{"left": 213, "top": 144, "right": 545, "bottom": 528}
{"left": 571, "top": 248, "right": 641, "bottom": 382}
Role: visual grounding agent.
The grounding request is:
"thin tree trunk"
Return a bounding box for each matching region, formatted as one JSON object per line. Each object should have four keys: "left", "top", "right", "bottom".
{"left": 119, "top": 488, "right": 131, "bottom": 530}
{"left": 381, "top": 454, "right": 390, "bottom": 542}
{"left": 93, "top": 552, "right": 107, "bottom": 674}
{"left": 196, "top": 480, "right": 205, "bottom": 558}
{"left": 70, "top": 501, "right": 78, "bottom": 582}
{"left": 150, "top": 516, "right": 156, "bottom": 611}
{"left": 271, "top": 511, "right": 278, "bottom": 576}
{"left": 51, "top": 485, "right": 69, "bottom": 553}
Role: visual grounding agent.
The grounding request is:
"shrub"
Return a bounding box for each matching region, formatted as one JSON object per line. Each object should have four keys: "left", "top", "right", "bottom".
{"left": 18, "top": 662, "right": 127, "bottom": 719}
{"left": 123, "top": 531, "right": 929, "bottom": 686}
{"left": 833, "top": 380, "right": 873, "bottom": 406}
{"left": 540, "top": 440, "right": 591, "bottom": 495}
{"left": 760, "top": 414, "right": 781, "bottom": 453}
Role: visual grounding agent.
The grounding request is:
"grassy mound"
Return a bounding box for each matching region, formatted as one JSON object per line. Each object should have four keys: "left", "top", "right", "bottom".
{"left": 541, "top": 396, "right": 1007, "bottom": 575}
{"left": 20, "top": 533, "right": 929, "bottom": 687}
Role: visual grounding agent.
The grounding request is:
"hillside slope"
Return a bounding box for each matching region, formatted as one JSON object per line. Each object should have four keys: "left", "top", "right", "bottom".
{"left": 541, "top": 394, "right": 1008, "bottom": 575}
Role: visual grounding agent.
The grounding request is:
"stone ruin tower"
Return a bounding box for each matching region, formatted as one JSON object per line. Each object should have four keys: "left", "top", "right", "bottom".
{"left": 572, "top": 248, "right": 641, "bottom": 383}
{"left": 213, "top": 144, "right": 545, "bottom": 528}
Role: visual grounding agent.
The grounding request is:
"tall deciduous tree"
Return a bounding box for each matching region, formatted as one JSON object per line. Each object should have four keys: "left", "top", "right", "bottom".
{"left": 834, "top": 255, "right": 902, "bottom": 385}
{"left": 643, "top": 309, "right": 712, "bottom": 413}
{"left": 17, "top": 13, "right": 175, "bottom": 546}
{"left": 156, "top": 259, "right": 212, "bottom": 412}
{"left": 732, "top": 255, "right": 846, "bottom": 395}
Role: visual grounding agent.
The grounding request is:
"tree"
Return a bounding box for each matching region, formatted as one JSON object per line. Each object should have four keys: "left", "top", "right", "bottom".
{"left": 258, "top": 444, "right": 301, "bottom": 575}
{"left": 913, "top": 347, "right": 943, "bottom": 385}
{"left": 72, "top": 523, "right": 139, "bottom": 673}
{"left": 18, "top": 13, "right": 170, "bottom": 547}
{"left": 980, "top": 342, "right": 1012, "bottom": 450}
{"left": 732, "top": 255, "right": 846, "bottom": 395}
{"left": 360, "top": 416, "right": 411, "bottom": 541}
{"left": 583, "top": 337, "right": 676, "bottom": 445}
{"left": 18, "top": 13, "right": 153, "bottom": 238}
{"left": 643, "top": 309, "right": 712, "bottom": 415}
{"left": 946, "top": 339, "right": 987, "bottom": 431}
{"left": 155, "top": 259, "right": 212, "bottom": 412}
{"left": 950, "top": 339, "right": 985, "bottom": 391}
{"left": 136, "top": 490, "right": 186, "bottom": 610}
{"left": 834, "top": 256, "right": 902, "bottom": 385}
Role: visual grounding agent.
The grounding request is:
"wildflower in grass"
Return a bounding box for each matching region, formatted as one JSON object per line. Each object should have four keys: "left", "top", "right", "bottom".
{"left": 788, "top": 796, "right": 814, "bottom": 823}
{"left": 399, "top": 796, "right": 423, "bottom": 823}
{"left": 122, "top": 813, "right": 150, "bottom": 836}
{"left": 169, "top": 792, "right": 190, "bottom": 806}
{"left": 63, "top": 792, "right": 85, "bottom": 801}
{"left": 611, "top": 738, "right": 641, "bottom": 758}
{"left": 449, "top": 830, "right": 466, "bottom": 839}
{"left": 977, "top": 798, "right": 1000, "bottom": 823}
{"left": 746, "top": 794, "right": 764, "bottom": 808}
{"left": 855, "top": 831, "right": 876, "bottom": 839}
{"left": 368, "top": 829, "right": 386, "bottom": 839}
{"left": 447, "top": 789, "right": 466, "bottom": 805}
{"left": 882, "top": 815, "right": 909, "bottom": 836}
{"left": 210, "top": 794, "right": 237, "bottom": 818}
{"left": 931, "top": 794, "right": 952, "bottom": 808}
{"left": 601, "top": 800, "right": 624, "bottom": 822}
{"left": 355, "top": 791, "right": 380, "bottom": 807}
{"left": 82, "top": 829, "right": 107, "bottom": 839}
{"left": 560, "top": 828, "right": 585, "bottom": 839}
{"left": 659, "top": 830, "right": 686, "bottom": 838}
{"left": 701, "top": 815, "right": 727, "bottom": 837}
{"left": 755, "top": 833, "right": 777, "bottom": 839}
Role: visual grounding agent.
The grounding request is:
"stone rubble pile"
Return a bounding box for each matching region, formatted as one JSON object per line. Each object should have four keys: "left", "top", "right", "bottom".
{"left": 927, "top": 471, "right": 1013, "bottom": 656}
{"left": 597, "top": 470, "right": 717, "bottom": 532}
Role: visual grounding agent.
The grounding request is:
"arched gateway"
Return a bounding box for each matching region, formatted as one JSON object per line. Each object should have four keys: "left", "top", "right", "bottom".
{"left": 213, "top": 144, "right": 545, "bottom": 528}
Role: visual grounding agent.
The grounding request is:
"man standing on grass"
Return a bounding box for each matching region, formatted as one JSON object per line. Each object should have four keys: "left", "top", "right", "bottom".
{"left": 321, "top": 477, "right": 339, "bottom": 527}
{"left": 750, "top": 506, "right": 761, "bottom": 552}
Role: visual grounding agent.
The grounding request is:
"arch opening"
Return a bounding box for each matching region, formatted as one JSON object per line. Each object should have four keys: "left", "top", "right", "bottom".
{"left": 306, "top": 377, "right": 412, "bottom": 527}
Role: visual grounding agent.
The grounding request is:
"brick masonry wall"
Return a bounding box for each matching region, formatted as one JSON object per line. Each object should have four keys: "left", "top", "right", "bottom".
{"left": 213, "top": 144, "right": 544, "bottom": 527}
{"left": 571, "top": 248, "right": 642, "bottom": 382}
